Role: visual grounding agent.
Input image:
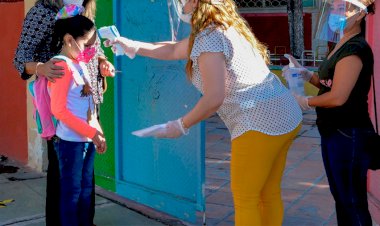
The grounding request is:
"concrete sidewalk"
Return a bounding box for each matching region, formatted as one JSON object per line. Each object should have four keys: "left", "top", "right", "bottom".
{"left": 0, "top": 111, "right": 338, "bottom": 226}
{"left": 0, "top": 162, "right": 167, "bottom": 226}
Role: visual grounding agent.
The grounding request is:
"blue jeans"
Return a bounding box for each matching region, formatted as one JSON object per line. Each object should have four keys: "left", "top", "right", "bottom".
{"left": 54, "top": 138, "right": 95, "bottom": 226}
{"left": 320, "top": 127, "right": 372, "bottom": 226}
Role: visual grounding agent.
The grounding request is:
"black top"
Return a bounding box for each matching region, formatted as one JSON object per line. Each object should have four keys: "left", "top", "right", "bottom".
{"left": 316, "top": 34, "right": 374, "bottom": 134}
{"left": 13, "top": 1, "right": 58, "bottom": 80}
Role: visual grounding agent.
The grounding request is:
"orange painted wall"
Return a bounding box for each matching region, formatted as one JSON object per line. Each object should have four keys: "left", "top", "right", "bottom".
{"left": 0, "top": 1, "right": 28, "bottom": 164}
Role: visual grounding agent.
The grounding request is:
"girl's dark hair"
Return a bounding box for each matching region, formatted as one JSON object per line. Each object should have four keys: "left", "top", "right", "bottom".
{"left": 52, "top": 15, "right": 94, "bottom": 53}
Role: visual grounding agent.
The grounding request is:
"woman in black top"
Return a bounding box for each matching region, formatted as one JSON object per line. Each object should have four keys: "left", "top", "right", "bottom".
{"left": 13, "top": 0, "right": 114, "bottom": 225}
{"left": 289, "top": 0, "right": 376, "bottom": 225}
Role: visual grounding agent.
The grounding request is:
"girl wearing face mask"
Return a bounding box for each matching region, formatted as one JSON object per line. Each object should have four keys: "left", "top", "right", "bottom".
{"left": 106, "top": 0, "right": 303, "bottom": 225}
{"left": 49, "top": 7, "right": 107, "bottom": 226}
{"left": 14, "top": 1, "right": 114, "bottom": 225}
{"left": 285, "top": 0, "right": 376, "bottom": 225}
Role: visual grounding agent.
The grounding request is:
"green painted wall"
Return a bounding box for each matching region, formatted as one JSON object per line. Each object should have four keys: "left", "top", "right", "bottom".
{"left": 95, "top": 0, "right": 116, "bottom": 191}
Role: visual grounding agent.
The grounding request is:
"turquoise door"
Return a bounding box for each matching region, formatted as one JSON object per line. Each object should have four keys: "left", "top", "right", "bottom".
{"left": 114, "top": 0, "right": 205, "bottom": 223}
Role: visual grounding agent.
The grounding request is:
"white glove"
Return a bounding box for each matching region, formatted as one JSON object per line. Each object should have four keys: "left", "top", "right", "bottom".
{"left": 104, "top": 37, "right": 141, "bottom": 59}
{"left": 293, "top": 93, "right": 314, "bottom": 111}
{"left": 154, "top": 118, "right": 189, "bottom": 139}
{"left": 284, "top": 54, "right": 303, "bottom": 68}
{"left": 283, "top": 54, "right": 314, "bottom": 82}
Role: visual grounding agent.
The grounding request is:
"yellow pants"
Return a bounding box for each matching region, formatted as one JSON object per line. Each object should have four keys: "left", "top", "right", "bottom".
{"left": 231, "top": 125, "right": 301, "bottom": 226}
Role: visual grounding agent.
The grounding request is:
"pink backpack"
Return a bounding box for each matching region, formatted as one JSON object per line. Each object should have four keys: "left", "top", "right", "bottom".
{"left": 29, "top": 76, "right": 57, "bottom": 140}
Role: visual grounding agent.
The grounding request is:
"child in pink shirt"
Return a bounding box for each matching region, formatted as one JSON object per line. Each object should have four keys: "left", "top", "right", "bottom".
{"left": 49, "top": 5, "right": 106, "bottom": 226}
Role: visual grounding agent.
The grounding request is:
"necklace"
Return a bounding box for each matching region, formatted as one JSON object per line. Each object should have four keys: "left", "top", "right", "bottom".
{"left": 327, "top": 32, "right": 361, "bottom": 60}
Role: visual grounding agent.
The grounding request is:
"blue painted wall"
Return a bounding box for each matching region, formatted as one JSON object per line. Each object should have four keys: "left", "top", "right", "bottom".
{"left": 113, "top": 0, "right": 205, "bottom": 222}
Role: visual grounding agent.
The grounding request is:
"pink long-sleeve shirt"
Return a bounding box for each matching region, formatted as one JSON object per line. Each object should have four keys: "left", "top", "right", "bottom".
{"left": 49, "top": 60, "right": 97, "bottom": 141}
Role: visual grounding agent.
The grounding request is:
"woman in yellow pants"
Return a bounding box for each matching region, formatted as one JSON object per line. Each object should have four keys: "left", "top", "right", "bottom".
{"left": 106, "top": 0, "right": 303, "bottom": 225}
{"left": 231, "top": 126, "right": 301, "bottom": 225}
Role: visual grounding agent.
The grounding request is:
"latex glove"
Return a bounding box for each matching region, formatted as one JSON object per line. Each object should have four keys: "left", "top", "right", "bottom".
{"left": 154, "top": 118, "right": 189, "bottom": 139}
{"left": 283, "top": 54, "right": 314, "bottom": 82}
{"left": 284, "top": 54, "right": 303, "bottom": 68}
{"left": 293, "top": 93, "right": 313, "bottom": 111}
{"left": 104, "top": 37, "right": 141, "bottom": 59}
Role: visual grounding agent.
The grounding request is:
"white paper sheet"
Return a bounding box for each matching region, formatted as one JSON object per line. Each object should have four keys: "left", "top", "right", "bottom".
{"left": 131, "top": 124, "right": 167, "bottom": 137}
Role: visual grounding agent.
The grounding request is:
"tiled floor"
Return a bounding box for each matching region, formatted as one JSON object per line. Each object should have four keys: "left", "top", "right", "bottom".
{"left": 203, "top": 111, "right": 337, "bottom": 226}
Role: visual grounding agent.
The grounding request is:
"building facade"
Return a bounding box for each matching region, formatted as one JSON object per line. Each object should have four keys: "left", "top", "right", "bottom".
{"left": 1, "top": 0, "right": 380, "bottom": 223}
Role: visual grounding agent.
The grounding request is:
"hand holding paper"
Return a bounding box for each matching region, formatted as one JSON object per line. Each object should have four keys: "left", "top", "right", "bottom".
{"left": 132, "top": 124, "right": 167, "bottom": 137}
{"left": 132, "top": 119, "right": 189, "bottom": 139}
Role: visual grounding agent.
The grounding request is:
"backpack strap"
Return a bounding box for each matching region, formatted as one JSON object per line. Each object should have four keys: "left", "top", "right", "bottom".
{"left": 28, "top": 80, "right": 43, "bottom": 134}
{"left": 28, "top": 80, "right": 35, "bottom": 97}
{"left": 52, "top": 55, "right": 86, "bottom": 86}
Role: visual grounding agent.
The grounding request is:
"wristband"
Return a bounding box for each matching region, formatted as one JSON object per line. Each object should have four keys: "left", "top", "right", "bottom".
{"left": 178, "top": 118, "right": 189, "bottom": 135}
{"left": 35, "top": 62, "right": 43, "bottom": 77}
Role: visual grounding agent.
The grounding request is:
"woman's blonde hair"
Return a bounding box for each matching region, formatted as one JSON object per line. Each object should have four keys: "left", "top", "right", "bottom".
{"left": 37, "top": 0, "right": 96, "bottom": 19}
{"left": 361, "top": 0, "right": 375, "bottom": 6}
{"left": 82, "top": 0, "right": 97, "bottom": 20}
{"left": 186, "top": 0, "right": 269, "bottom": 79}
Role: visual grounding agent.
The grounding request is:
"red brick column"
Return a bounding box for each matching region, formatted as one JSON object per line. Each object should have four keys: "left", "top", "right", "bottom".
{"left": 0, "top": 1, "right": 28, "bottom": 164}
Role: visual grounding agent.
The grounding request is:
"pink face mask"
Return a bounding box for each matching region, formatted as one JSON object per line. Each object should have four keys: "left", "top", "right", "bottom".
{"left": 73, "top": 40, "right": 97, "bottom": 63}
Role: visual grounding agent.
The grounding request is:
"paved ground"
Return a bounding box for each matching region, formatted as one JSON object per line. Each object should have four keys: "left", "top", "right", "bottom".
{"left": 201, "top": 111, "right": 338, "bottom": 226}
{"left": 0, "top": 166, "right": 167, "bottom": 226}
{"left": 0, "top": 110, "right": 342, "bottom": 226}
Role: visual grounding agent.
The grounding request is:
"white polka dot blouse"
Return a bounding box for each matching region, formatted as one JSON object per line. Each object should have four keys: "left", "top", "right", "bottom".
{"left": 190, "top": 26, "right": 303, "bottom": 139}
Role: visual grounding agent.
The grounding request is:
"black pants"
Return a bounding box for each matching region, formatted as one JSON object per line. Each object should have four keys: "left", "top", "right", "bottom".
{"left": 320, "top": 128, "right": 372, "bottom": 226}
{"left": 46, "top": 138, "right": 95, "bottom": 226}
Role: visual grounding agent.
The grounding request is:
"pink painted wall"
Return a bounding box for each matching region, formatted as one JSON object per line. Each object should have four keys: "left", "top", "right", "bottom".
{"left": 366, "top": 11, "right": 380, "bottom": 223}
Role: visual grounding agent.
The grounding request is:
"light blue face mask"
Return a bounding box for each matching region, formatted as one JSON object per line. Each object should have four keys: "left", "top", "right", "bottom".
{"left": 328, "top": 13, "right": 347, "bottom": 32}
